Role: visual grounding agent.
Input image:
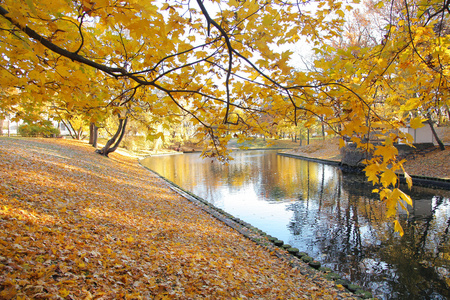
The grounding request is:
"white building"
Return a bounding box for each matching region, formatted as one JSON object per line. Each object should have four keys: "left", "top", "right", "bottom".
{"left": 399, "top": 125, "right": 435, "bottom": 144}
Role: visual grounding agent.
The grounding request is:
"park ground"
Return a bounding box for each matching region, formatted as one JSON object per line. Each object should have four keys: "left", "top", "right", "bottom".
{"left": 0, "top": 137, "right": 356, "bottom": 299}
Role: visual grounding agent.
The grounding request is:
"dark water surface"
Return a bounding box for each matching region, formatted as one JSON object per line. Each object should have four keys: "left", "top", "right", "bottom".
{"left": 141, "top": 150, "right": 450, "bottom": 299}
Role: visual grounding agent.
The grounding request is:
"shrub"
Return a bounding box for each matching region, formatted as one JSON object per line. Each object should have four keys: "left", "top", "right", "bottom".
{"left": 18, "top": 121, "right": 60, "bottom": 137}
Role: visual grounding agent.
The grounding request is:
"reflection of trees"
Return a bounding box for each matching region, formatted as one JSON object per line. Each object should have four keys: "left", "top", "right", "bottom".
{"left": 373, "top": 211, "right": 450, "bottom": 299}
{"left": 287, "top": 169, "right": 450, "bottom": 299}
{"left": 276, "top": 157, "right": 340, "bottom": 202}
{"left": 415, "top": 196, "right": 444, "bottom": 254}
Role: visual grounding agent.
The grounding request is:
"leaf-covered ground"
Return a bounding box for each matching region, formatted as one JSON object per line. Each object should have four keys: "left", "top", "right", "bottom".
{"left": 0, "top": 138, "right": 355, "bottom": 299}
{"left": 402, "top": 148, "right": 450, "bottom": 179}
{"left": 285, "top": 138, "right": 341, "bottom": 161}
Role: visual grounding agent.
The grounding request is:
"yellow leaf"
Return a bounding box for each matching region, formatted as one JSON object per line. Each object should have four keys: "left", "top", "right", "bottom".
{"left": 374, "top": 1, "right": 384, "bottom": 8}
{"left": 410, "top": 117, "right": 425, "bottom": 129}
{"left": 381, "top": 169, "right": 397, "bottom": 187}
{"left": 262, "top": 15, "right": 273, "bottom": 26}
{"left": 336, "top": 10, "right": 345, "bottom": 18}
{"left": 404, "top": 172, "right": 412, "bottom": 189}
{"left": 126, "top": 236, "right": 134, "bottom": 243}
{"left": 59, "top": 288, "right": 70, "bottom": 298}
{"left": 25, "top": 0, "right": 37, "bottom": 14}
{"left": 385, "top": 189, "right": 399, "bottom": 218}
{"left": 399, "top": 189, "right": 412, "bottom": 206}
{"left": 195, "top": 51, "right": 208, "bottom": 59}
{"left": 364, "top": 163, "right": 381, "bottom": 184}
{"left": 83, "top": 289, "right": 93, "bottom": 300}
{"left": 394, "top": 220, "right": 404, "bottom": 236}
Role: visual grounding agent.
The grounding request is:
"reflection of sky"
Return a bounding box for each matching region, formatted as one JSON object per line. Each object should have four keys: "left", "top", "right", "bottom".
{"left": 216, "top": 183, "right": 294, "bottom": 241}
{"left": 141, "top": 151, "right": 450, "bottom": 300}
{"left": 434, "top": 196, "right": 450, "bottom": 223}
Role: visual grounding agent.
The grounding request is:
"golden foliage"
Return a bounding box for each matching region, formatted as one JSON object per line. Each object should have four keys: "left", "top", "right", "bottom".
{"left": 1, "top": 0, "right": 450, "bottom": 234}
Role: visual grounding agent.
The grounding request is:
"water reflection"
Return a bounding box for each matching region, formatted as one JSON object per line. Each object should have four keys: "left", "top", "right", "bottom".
{"left": 141, "top": 150, "right": 450, "bottom": 300}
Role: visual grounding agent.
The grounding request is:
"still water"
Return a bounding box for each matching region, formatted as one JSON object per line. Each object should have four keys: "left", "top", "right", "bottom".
{"left": 141, "top": 150, "right": 450, "bottom": 299}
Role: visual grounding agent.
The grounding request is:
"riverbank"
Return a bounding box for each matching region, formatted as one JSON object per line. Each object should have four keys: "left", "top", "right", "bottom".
{"left": 284, "top": 137, "right": 450, "bottom": 181}
{"left": 0, "top": 138, "right": 356, "bottom": 299}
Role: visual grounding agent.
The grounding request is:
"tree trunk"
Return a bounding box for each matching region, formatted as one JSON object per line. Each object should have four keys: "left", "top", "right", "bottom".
{"left": 96, "top": 116, "right": 128, "bottom": 157}
{"left": 322, "top": 122, "right": 325, "bottom": 140}
{"left": 307, "top": 128, "right": 310, "bottom": 145}
{"left": 92, "top": 125, "right": 98, "bottom": 148}
{"left": 76, "top": 128, "right": 83, "bottom": 140}
{"left": 0, "top": 118, "right": 3, "bottom": 136}
{"left": 427, "top": 118, "right": 445, "bottom": 150}
{"left": 61, "top": 119, "right": 76, "bottom": 139}
{"left": 299, "top": 128, "right": 302, "bottom": 146}
{"left": 89, "top": 123, "right": 96, "bottom": 145}
{"left": 66, "top": 120, "right": 83, "bottom": 140}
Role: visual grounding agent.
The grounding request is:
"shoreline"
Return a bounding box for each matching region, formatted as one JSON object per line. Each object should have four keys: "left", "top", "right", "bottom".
{"left": 278, "top": 151, "right": 450, "bottom": 190}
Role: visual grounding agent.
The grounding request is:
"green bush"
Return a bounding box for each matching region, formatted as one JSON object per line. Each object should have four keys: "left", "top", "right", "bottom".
{"left": 18, "top": 121, "right": 60, "bottom": 137}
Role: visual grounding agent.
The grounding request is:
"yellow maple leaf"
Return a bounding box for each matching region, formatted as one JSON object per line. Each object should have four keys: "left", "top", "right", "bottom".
{"left": 59, "top": 288, "right": 70, "bottom": 297}
{"left": 381, "top": 169, "right": 397, "bottom": 187}
{"left": 404, "top": 172, "right": 413, "bottom": 190}
{"left": 394, "top": 220, "right": 404, "bottom": 236}
{"left": 410, "top": 117, "right": 425, "bottom": 129}
{"left": 399, "top": 189, "right": 413, "bottom": 206}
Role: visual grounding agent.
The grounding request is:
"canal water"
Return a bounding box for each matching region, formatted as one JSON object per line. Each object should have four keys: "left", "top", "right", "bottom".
{"left": 141, "top": 150, "right": 450, "bottom": 299}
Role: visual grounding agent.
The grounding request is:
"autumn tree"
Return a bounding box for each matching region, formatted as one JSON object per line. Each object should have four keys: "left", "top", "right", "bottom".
{"left": 2, "top": 0, "right": 450, "bottom": 232}
{"left": 307, "top": 0, "right": 450, "bottom": 233}
{"left": 0, "top": 0, "right": 350, "bottom": 154}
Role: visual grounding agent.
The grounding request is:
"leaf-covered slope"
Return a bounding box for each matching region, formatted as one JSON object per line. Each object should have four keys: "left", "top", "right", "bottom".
{"left": 0, "top": 138, "right": 354, "bottom": 299}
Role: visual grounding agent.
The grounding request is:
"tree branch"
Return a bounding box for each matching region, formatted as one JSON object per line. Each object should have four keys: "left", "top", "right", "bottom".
{"left": 196, "top": 0, "right": 233, "bottom": 124}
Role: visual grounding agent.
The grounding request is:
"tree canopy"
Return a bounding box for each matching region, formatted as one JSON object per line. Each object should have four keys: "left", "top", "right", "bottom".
{"left": 1, "top": 0, "right": 450, "bottom": 233}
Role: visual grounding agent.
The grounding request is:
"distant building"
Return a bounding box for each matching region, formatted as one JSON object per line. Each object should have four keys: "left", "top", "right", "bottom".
{"left": 399, "top": 125, "right": 434, "bottom": 144}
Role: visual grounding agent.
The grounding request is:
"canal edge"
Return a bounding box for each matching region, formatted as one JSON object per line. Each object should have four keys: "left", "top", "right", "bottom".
{"left": 278, "top": 152, "right": 450, "bottom": 190}
{"left": 138, "top": 160, "right": 373, "bottom": 299}
{"left": 277, "top": 152, "right": 341, "bottom": 166}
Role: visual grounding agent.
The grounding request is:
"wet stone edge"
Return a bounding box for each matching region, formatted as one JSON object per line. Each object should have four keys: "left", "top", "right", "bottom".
{"left": 277, "top": 152, "right": 341, "bottom": 166}
{"left": 139, "top": 162, "right": 374, "bottom": 299}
